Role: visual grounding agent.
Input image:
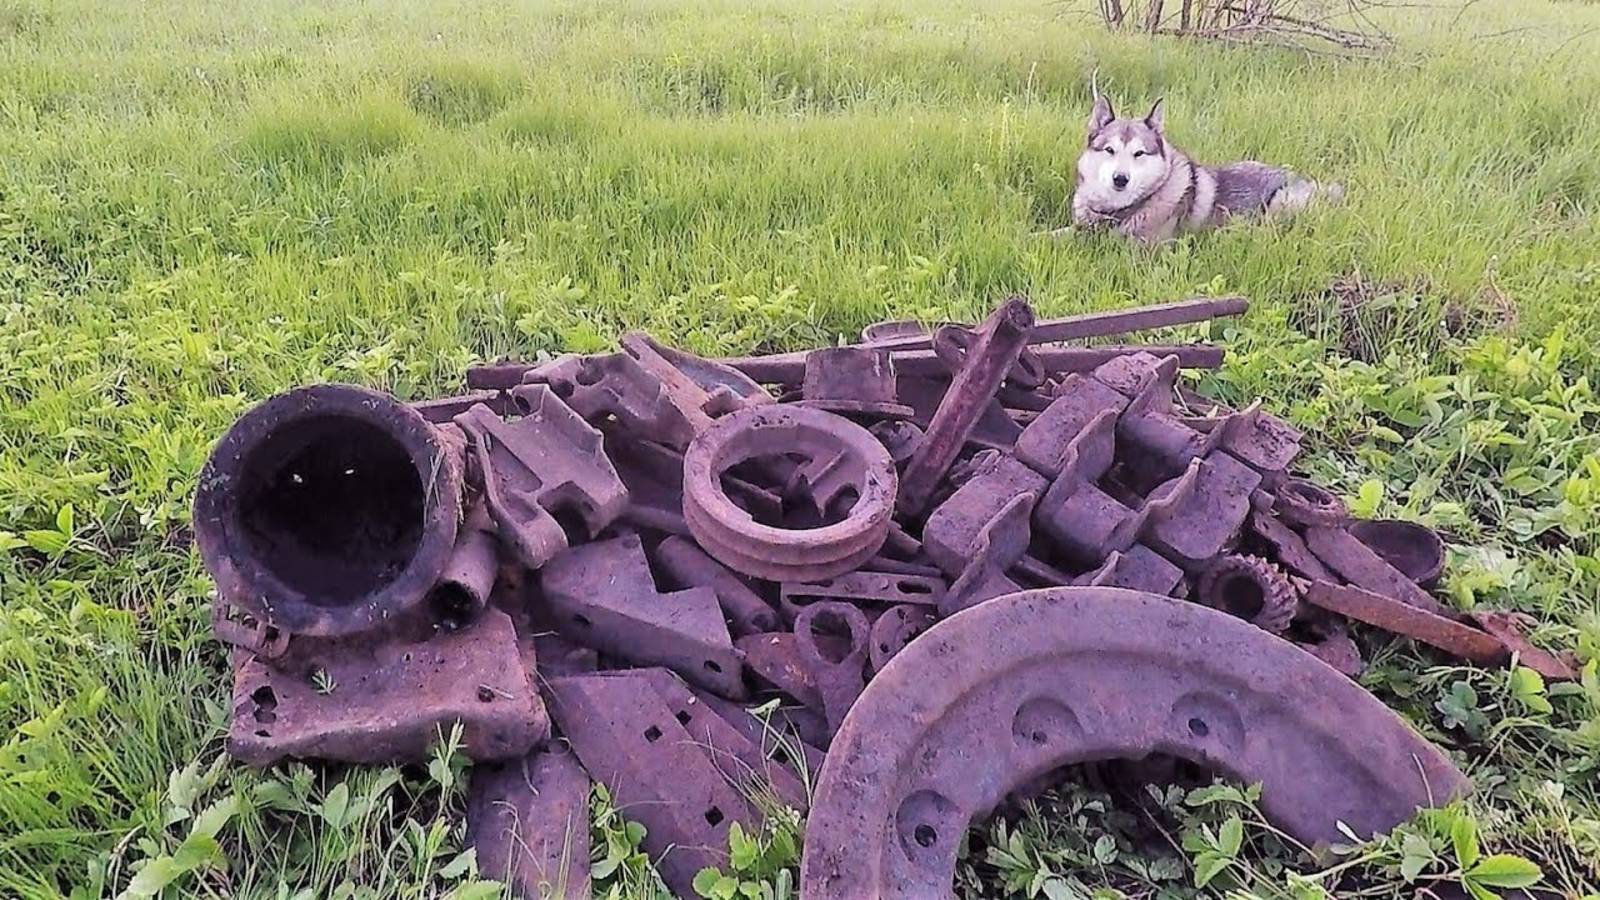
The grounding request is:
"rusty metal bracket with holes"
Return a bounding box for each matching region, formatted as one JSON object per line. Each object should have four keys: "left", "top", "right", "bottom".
{"left": 457, "top": 387, "right": 628, "bottom": 571}
{"left": 546, "top": 671, "right": 759, "bottom": 898}
{"left": 799, "top": 587, "right": 1469, "bottom": 899}
{"left": 540, "top": 533, "right": 746, "bottom": 698}
{"left": 778, "top": 570, "right": 946, "bottom": 622}
{"left": 869, "top": 604, "right": 935, "bottom": 673}
{"left": 467, "top": 745, "right": 591, "bottom": 900}
{"left": 683, "top": 404, "right": 898, "bottom": 581}
{"left": 193, "top": 383, "right": 465, "bottom": 638}
{"left": 229, "top": 606, "right": 547, "bottom": 766}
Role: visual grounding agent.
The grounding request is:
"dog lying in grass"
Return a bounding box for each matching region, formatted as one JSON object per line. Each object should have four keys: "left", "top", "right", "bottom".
{"left": 1053, "top": 91, "right": 1342, "bottom": 244}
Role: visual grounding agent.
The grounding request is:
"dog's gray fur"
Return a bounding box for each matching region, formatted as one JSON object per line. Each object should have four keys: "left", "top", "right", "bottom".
{"left": 1068, "top": 91, "right": 1341, "bottom": 244}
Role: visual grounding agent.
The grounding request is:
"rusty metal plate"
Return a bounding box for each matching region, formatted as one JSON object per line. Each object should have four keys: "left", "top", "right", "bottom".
{"left": 923, "top": 455, "right": 1047, "bottom": 577}
{"left": 654, "top": 535, "right": 782, "bottom": 636}
{"left": 800, "top": 588, "right": 1469, "bottom": 899}
{"left": 547, "top": 671, "right": 758, "bottom": 898}
{"left": 194, "top": 384, "right": 464, "bottom": 637}
{"left": 683, "top": 404, "right": 897, "bottom": 581}
{"left": 458, "top": 388, "right": 628, "bottom": 571}
{"left": 540, "top": 533, "right": 745, "bottom": 698}
{"left": 467, "top": 745, "right": 591, "bottom": 900}
{"left": 779, "top": 570, "right": 946, "bottom": 620}
{"left": 229, "top": 606, "right": 548, "bottom": 766}
{"left": 1143, "top": 453, "right": 1262, "bottom": 571}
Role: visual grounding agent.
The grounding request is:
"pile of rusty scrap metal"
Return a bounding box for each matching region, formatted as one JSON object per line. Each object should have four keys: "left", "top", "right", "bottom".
{"left": 192, "top": 295, "right": 1576, "bottom": 899}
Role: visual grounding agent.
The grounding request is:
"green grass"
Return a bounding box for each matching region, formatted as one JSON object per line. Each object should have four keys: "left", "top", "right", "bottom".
{"left": 3, "top": 0, "right": 1600, "bottom": 896}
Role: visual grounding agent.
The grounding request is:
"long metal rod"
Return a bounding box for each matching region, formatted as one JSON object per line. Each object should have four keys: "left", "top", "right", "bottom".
{"left": 858, "top": 295, "right": 1249, "bottom": 352}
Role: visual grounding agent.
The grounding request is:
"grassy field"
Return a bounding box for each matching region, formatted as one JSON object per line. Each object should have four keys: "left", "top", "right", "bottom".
{"left": 3, "top": 0, "right": 1600, "bottom": 896}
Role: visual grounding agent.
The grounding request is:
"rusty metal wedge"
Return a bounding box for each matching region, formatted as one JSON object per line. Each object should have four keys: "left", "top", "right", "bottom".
{"left": 800, "top": 587, "right": 1468, "bottom": 899}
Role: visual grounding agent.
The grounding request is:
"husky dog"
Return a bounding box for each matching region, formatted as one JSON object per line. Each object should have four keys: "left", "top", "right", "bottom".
{"left": 1068, "top": 91, "right": 1342, "bottom": 244}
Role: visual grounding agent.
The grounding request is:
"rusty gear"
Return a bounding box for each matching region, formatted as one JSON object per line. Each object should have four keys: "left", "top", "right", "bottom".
{"left": 1195, "top": 554, "right": 1298, "bottom": 635}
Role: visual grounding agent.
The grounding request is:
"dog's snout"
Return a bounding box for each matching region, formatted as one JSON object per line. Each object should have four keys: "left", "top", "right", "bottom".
{"left": 1112, "top": 173, "right": 1130, "bottom": 190}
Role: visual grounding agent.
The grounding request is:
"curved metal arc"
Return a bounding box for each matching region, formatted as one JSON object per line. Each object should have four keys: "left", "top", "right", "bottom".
{"left": 801, "top": 587, "right": 1469, "bottom": 900}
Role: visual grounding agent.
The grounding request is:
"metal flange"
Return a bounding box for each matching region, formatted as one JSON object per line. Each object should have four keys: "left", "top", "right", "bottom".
{"left": 800, "top": 587, "right": 1469, "bottom": 899}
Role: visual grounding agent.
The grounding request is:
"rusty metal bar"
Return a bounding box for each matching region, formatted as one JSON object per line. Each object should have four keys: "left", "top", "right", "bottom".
{"left": 1302, "top": 580, "right": 1506, "bottom": 665}
{"left": 896, "top": 298, "right": 1035, "bottom": 516}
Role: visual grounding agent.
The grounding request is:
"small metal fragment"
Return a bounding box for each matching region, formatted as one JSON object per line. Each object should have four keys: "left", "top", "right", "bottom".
{"left": 1349, "top": 518, "right": 1447, "bottom": 588}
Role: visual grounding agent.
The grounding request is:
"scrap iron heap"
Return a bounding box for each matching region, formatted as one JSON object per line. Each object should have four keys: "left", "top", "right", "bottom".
{"left": 192, "top": 296, "right": 1576, "bottom": 899}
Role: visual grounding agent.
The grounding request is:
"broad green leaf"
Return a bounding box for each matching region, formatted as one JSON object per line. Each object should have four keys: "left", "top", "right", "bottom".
{"left": 1194, "top": 853, "right": 1229, "bottom": 888}
{"left": 1466, "top": 854, "right": 1542, "bottom": 888}
{"left": 24, "top": 529, "right": 68, "bottom": 556}
{"left": 57, "top": 503, "right": 75, "bottom": 535}
{"left": 321, "top": 782, "right": 351, "bottom": 829}
{"left": 116, "top": 857, "right": 180, "bottom": 900}
{"left": 1184, "top": 784, "right": 1245, "bottom": 807}
{"left": 694, "top": 868, "right": 724, "bottom": 897}
{"left": 1218, "top": 817, "right": 1243, "bottom": 857}
{"left": 190, "top": 795, "right": 239, "bottom": 840}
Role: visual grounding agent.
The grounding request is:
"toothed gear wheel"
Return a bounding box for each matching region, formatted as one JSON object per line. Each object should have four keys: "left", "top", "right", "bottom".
{"left": 1195, "top": 554, "right": 1298, "bottom": 635}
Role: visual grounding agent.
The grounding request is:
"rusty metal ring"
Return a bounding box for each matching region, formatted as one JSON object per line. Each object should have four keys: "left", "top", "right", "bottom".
{"left": 1275, "top": 478, "right": 1348, "bottom": 528}
{"left": 932, "top": 324, "right": 1047, "bottom": 390}
{"left": 1350, "top": 519, "right": 1446, "bottom": 588}
{"left": 1195, "top": 554, "right": 1298, "bottom": 635}
{"left": 683, "top": 405, "right": 897, "bottom": 581}
{"left": 193, "top": 384, "right": 463, "bottom": 637}
{"left": 800, "top": 587, "right": 1468, "bottom": 899}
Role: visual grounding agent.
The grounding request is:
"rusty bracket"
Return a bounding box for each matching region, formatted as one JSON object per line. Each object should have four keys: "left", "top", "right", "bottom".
{"left": 229, "top": 606, "right": 548, "bottom": 766}
{"left": 467, "top": 745, "right": 591, "bottom": 900}
{"left": 897, "top": 297, "right": 1036, "bottom": 516}
{"left": 799, "top": 587, "right": 1468, "bottom": 899}
{"left": 939, "top": 494, "right": 1034, "bottom": 617}
{"left": 923, "top": 455, "right": 1047, "bottom": 576}
{"left": 779, "top": 570, "right": 946, "bottom": 621}
{"left": 793, "top": 602, "right": 871, "bottom": 740}
{"left": 540, "top": 533, "right": 746, "bottom": 698}
{"left": 1072, "top": 545, "right": 1185, "bottom": 597}
{"left": 1013, "top": 373, "right": 1130, "bottom": 478}
{"left": 737, "top": 631, "right": 823, "bottom": 709}
{"left": 1469, "top": 611, "right": 1580, "bottom": 681}
{"left": 457, "top": 388, "right": 628, "bottom": 571}
{"left": 1142, "top": 453, "right": 1262, "bottom": 572}
{"left": 211, "top": 597, "right": 290, "bottom": 660}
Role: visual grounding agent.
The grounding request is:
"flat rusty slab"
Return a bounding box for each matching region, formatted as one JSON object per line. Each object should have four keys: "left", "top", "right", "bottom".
{"left": 540, "top": 533, "right": 745, "bottom": 698}
{"left": 800, "top": 588, "right": 1469, "bottom": 899}
{"left": 457, "top": 388, "right": 628, "bottom": 571}
{"left": 547, "top": 671, "right": 758, "bottom": 897}
{"left": 466, "top": 745, "right": 591, "bottom": 899}
{"left": 229, "top": 606, "right": 547, "bottom": 766}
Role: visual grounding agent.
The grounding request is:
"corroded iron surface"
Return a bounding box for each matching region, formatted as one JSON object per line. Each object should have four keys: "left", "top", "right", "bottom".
{"left": 799, "top": 588, "right": 1470, "bottom": 899}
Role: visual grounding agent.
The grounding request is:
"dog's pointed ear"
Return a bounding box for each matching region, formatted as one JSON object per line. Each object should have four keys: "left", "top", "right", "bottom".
{"left": 1089, "top": 93, "right": 1115, "bottom": 133}
{"left": 1145, "top": 97, "right": 1166, "bottom": 133}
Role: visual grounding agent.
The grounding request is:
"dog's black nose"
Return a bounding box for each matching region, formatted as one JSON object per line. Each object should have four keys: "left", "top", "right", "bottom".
{"left": 1112, "top": 173, "right": 1130, "bottom": 190}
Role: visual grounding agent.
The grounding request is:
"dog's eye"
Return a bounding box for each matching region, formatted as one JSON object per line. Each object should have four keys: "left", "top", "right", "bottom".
{"left": 1101, "top": 147, "right": 1114, "bottom": 155}
{"left": 1132, "top": 150, "right": 1147, "bottom": 158}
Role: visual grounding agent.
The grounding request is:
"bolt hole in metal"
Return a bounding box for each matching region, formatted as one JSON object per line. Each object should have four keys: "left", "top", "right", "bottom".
{"left": 476, "top": 686, "right": 495, "bottom": 703}
{"left": 1188, "top": 717, "right": 1209, "bottom": 737}
{"left": 897, "top": 579, "right": 933, "bottom": 595}
{"left": 913, "top": 825, "right": 937, "bottom": 848}
{"left": 676, "top": 710, "right": 692, "bottom": 725}
{"left": 704, "top": 806, "right": 725, "bottom": 827}
{"left": 235, "top": 415, "right": 424, "bottom": 608}
{"left": 644, "top": 725, "right": 663, "bottom": 743}
{"left": 250, "top": 685, "right": 278, "bottom": 724}
{"left": 704, "top": 660, "right": 724, "bottom": 673}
